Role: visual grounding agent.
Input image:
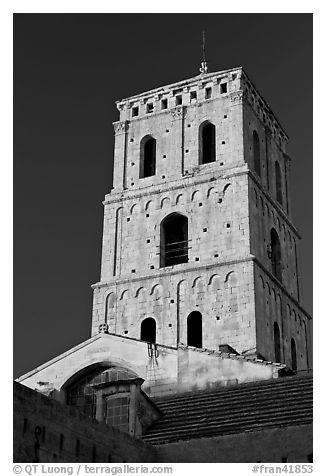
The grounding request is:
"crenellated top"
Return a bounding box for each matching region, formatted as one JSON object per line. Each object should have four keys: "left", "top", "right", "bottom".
{"left": 114, "top": 66, "right": 289, "bottom": 151}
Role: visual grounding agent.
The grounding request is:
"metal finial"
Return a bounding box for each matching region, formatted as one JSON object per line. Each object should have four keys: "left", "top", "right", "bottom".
{"left": 199, "top": 30, "right": 208, "bottom": 74}
{"left": 202, "top": 30, "right": 206, "bottom": 62}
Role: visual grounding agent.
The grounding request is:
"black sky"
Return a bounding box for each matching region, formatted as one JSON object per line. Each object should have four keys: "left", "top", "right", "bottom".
{"left": 13, "top": 13, "right": 313, "bottom": 378}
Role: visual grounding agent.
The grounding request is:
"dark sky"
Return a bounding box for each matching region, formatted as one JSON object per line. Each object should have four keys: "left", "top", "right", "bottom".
{"left": 13, "top": 13, "right": 312, "bottom": 378}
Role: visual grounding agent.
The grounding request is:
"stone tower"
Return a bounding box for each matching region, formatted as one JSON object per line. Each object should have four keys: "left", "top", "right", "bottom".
{"left": 91, "top": 67, "right": 312, "bottom": 371}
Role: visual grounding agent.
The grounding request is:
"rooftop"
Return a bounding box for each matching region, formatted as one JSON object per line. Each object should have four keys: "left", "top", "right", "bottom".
{"left": 117, "top": 66, "right": 242, "bottom": 103}
{"left": 142, "top": 373, "right": 313, "bottom": 445}
{"left": 115, "top": 66, "right": 288, "bottom": 140}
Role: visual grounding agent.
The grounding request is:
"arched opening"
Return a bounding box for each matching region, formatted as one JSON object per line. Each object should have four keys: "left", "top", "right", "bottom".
{"left": 273, "top": 322, "right": 281, "bottom": 363}
{"left": 160, "top": 213, "right": 188, "bottom": 267}
{"left": 275, "top": 161, "right": 283, "bottom": 205}
{"left": 199, "top": 121, "right": 216, "bottom": 164}
{"left": 140, "top": 136, "right": 156, "bottom": 178}
{"left": 253, "top": 130, "right": 261, "bottom": 177}
{"left": 65, "top": 366, "right": 137, "bottom": 419}
{"left": 291, "top": 338, "right": 297, "bottom": 371}
{"left": 140, "top": 317, "right": 156, "bottom": 343}
{"left": 187, "top": 311, "right": 202, "bottom": 348}
{"left": 270, "top": 228, "right": 282, "bottom": 282}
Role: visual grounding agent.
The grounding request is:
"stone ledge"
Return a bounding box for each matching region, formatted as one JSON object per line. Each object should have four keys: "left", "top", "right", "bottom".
{"left": 91, "top": 255, "right": 255, "bottom": 289}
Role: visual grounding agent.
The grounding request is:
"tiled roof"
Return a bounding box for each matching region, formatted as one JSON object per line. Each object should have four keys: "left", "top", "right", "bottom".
{"left": 178, "top": 344, "right": 285, "bottom": 369}
{"left": 142, "top": 374, "right": 313, "bottom": 445}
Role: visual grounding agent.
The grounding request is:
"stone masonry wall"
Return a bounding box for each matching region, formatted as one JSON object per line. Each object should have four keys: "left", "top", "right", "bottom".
{"left": 91, "top": 66, "right": 312, "bottom": 369}
{"left": 254, "top": 263, "right": 312, "bottom": 369}
{"left": 93, "top": 259, "right": 256, "bottom": 354}
{"left": 112, "top": 68, "right": 244, "bottom": 192}
{"left": 99, "top": 172, "right": 249, "bottom": 281}
{"left": 15, "top": 382, "right": 311, "bottom": 464}
{"left": 249, "top": 177, "right": 299, "bottom": 300}
{"left": 93, "top": 170, "right": 257, "bottom": 354}
{"left": 155, "top": 425, "right": 313, "bottom": 463}
{"left": 14, "top": 382, "right": 156, "bottom": 463}
{"left": 92, "top": 67, "right": 259, "bottom": 355}
{"left": 240, "top": 85, "right": 312, "bottom": 367}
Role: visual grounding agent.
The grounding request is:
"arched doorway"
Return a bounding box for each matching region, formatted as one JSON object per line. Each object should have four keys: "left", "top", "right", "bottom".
{"left": 187, "top": 311, "right": 202, "bottom": 348}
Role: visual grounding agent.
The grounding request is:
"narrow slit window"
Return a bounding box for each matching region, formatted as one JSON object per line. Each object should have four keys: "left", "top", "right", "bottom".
{"left": 75, "top": 440, "right": 80, "bottom": 458}
{"left": 161, "top": 98, "right": 168, "bottom": 110}
{"left": 59, "top": 434, "right": 64, "bottom": 453}
{"left": 275, "top": 161, "right": 283, "bottom": 205}
{"left": 253, "top": 131, "right": 261, "bottom": 177}
{"left": 270, "top": 228, "right": 282, "bottom": 282}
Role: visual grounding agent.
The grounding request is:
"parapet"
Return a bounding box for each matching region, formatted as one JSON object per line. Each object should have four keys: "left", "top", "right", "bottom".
{"left": 115, "top": 66, "right": 288, "bottom": 150}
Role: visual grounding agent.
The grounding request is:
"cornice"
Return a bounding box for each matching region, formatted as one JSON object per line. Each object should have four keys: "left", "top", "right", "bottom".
{"left": 103, "top": 165, "right": 248, "bottom": 206}
{"left": 91, "top": 255, "right": 255, "bottom": 289}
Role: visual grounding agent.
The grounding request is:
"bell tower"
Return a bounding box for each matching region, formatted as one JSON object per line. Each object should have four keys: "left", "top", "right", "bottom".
{"left": 91, "top": 67, "right": 312, "bottom": 371}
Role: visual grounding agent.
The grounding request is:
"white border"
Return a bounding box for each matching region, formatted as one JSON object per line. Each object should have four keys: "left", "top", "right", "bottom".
{"left": 3, "top": 1, "right": 322, "bottom": 471}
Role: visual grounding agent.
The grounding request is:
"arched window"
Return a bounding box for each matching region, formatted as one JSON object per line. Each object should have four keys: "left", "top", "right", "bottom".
{"left": 160, "top": 213, "right": 188, "bottom": 267}
{"left": 66, "top": 366, "right": 137, "bottom": 420}
{"left": 140, "top": 136, "right": 156, "bottom": 178}
{"left": 187, "top": 311, "right": 202, "bottom": 348}
{"left": 291, "top": 338, "right": 297, "bottom": 371}
{"left": 253, "top": 130, "right": 261, "bottom": 177}
{"left": 275, "top": 161, "right": 283, "bottom": 205}
{"left": 140, "top": 317, "right": 156, "bottom": 343}
{"left": 199, "top": 121, "right": 216, "bottom": 164}
{"left": 273, "top": 322, "right": 281, "bottom": 363}
{"left": 270, "top": 228, "right": 282, "bottom": 282}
